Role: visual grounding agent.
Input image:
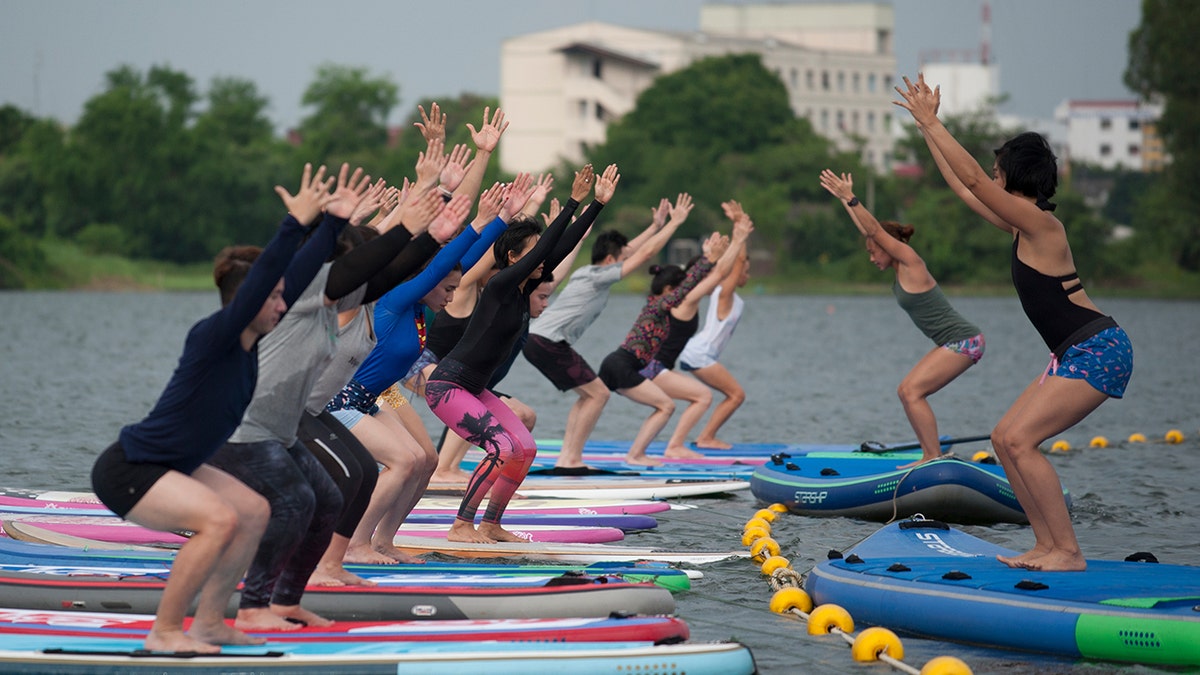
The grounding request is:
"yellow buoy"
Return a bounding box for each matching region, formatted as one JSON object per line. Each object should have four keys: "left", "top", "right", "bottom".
{"left": 921, "top": 655, "right": 974, "bottom": 675}
{"left": 1127, "top": 432, "right": 1147, "bottom": 443}
{"left": 768, "top": 503, "right": 789, "bottom": 514}
{"left": 760, "top": 555, "right": 791, "bottom": 575}
{"left": 741, "top": 526, "right": 770, "bottom": 547}
{"left": 807, "top": 603, "right": 854, "bottom": 635}
{"left": 1089, "top": 436, "right": 1108, "bottom": 448}
{"left": 744, "top": 517, "right": 771, "bottom": 534}
{"left": 971, "top": 450, "right": 991, "bottom": 463}
{"left": 769, "top": 587, "right": 813, "bottom": 614}
{"left": 1050, "top": 439, "right": 1071, "bottom": 453}
{"left": 1165, "top": 429, "right": 1184, "bottom": 444}
{"left": 852, "top": 626, "right": 904, "bottom": 662}
{"left": 753, "top": 508, "right": 778, "bottom": 523}
{"left": 749, "top": 537, "right": 781, "bottom": 563}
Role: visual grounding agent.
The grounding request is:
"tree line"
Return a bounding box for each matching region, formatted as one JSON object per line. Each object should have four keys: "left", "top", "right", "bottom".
{"left": 2, "top": 4, "right": 1196, "bottom": 292}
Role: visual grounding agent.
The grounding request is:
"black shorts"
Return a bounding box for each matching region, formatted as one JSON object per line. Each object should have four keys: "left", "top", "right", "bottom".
{"left": 91, "top": 441, "right": 172, "bottom": 518}
{"left": 598, "top": 348, "right": 646, "bottom": 391}
{"left": 523, "top": 334, "right": 598, "bottom": 391}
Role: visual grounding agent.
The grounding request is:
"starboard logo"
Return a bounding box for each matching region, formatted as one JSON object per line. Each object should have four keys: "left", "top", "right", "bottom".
{"left": 793, "top": 490, "right": 828, "bottom": 504}
{"left": 915, "top": 532, "right": 977, "bottom": 557}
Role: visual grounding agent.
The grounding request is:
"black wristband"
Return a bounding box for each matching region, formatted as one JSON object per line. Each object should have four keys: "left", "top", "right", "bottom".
{"left": 847, "top": 197, "right": 860, "bottom": 207}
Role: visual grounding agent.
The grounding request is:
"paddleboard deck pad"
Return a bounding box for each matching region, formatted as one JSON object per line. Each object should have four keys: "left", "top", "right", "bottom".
{"left": 805, "top": 518, "right": 1200, "bottom": 666}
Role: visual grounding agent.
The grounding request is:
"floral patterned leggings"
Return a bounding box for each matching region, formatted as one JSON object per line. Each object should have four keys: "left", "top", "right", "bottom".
{"left": 425, "top": 380, "right": 536, "bottom": 523}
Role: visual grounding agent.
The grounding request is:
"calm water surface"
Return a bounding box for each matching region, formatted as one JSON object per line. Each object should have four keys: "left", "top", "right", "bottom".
{"left": 1, "top": 290, "right": 1197, "bottom": 674}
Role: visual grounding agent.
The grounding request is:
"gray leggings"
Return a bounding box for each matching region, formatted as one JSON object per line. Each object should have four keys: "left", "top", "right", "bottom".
{"left": 208, "top": 439, "right": 342, "bottom": 609}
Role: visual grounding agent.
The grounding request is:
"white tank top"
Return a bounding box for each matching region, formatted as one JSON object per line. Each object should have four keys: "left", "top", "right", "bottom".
{"left": 679, "top": 285, "right": 744, "bottom": 368}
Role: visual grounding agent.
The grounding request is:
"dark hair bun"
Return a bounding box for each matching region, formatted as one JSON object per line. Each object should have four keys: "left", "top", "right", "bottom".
{"left": 649, "top": 264, "right": 663, "bottom": 275}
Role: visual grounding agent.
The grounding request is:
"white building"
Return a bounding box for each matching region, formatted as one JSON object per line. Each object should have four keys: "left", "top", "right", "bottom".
{"left": 499, "top": 2, "right": 897, "bottom": 173}
{"left": 920, "top": 62, "right": 1000, "bottom": 117}
{"left": 1053, "top": 99, "right": 1165, "bottom": 172}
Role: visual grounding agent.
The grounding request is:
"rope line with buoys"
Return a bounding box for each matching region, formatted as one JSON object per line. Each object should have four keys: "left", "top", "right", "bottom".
{"left": 1047, "top": 428, "right": 1190, "bottom": 453}
{"left": 743, "top": 508, "right": 974, "bottom": 675}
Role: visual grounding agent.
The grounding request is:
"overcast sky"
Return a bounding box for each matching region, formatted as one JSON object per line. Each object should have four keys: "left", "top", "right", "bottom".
{"left": 1, "top": 0, "right": 1141, "bottom": 132}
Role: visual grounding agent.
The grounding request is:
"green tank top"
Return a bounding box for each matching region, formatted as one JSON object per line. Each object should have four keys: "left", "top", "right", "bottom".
{"left": 892, "top": 281, "right": 981, "bottom": 346}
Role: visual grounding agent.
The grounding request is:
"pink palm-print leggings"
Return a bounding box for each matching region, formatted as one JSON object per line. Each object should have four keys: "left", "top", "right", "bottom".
{"left": 425, "top": 380, "right": 536, "bottom": 523}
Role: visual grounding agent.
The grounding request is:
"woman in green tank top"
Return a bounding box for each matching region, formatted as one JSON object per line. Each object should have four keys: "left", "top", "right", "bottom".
{"left": 821, "top": 169, "right": 985, "bottom": 467}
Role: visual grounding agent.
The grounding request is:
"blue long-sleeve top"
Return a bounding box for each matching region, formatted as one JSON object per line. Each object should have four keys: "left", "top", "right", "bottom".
{"left": 350, "top": 217, "right": 507, "bottom": 396}
{"left": 118, "top": 214, "right": 316, "bottom": 474}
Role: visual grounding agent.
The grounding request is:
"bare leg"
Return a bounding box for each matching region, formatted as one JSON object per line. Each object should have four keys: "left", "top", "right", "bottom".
{"left": 690, "top": 363, "right": 745, "bottom": 449}
{"left": 309, "top": 534, "right": 374, "bottom": 586}
{"left": 124, "top": 469, "right": 251, "bottom": 652}
{"left": 372, "top": 403, "right": 439, "bottom": 561}
{"left": 993, "top": 375, "right": 1108, "bottom": 571}
{"left": 618, "top": 380, "right": 675, "bottom": 466}
{"left": 653, "top": 369, "right": 711, "bottom": 458}
{"left": 344, "top": 412, "right": 426, "bottom": 564}
{"left": 556, "top": 378, "right": 610, "bottom": 468}
{"left": 896, "top": 347, "right": 975, "bottom": 467}
{"left": 432, "top": 429, "right": 474, "bottom": 483}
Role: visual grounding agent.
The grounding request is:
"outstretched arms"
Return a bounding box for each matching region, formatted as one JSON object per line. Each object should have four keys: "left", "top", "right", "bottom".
{"left": 819, "top": 170, "right": 921, "bottom": 267}
{"left": 621, "top": 193, "right": 693, "bottom": 277}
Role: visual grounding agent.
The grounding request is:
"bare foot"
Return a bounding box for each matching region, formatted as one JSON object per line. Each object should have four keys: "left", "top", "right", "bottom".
{"left": 187, "top": 620, "right": 266, "bottom": 646}
{"left": 344, "top": 542, "right": 398, "bottom": 565}
{"left": 371, "top": 542, "right": 426, "bottom": 564}
{"left": 896, "top": 454, "right": 941, "bottom": 470}
{"left": 694, "top": 437, "right": 733, "bottom": 450}
{"left": 1017, "top": 550, "right": 1087, "bottom": 572}
{"left": 144, "top": 628, "right": 221, "bottom": 654}
{"left": 663, "top": 446, "right": 704, "bottom": 460}
{"left": 446, "top": 520, "right": 496, "bottom": 543}
{"left": 430, "top": 469, "right": 471, "bottom": 484}
{"left": 271, "top": 604, "right": 333, "bottom": 628}
{"left": 478, "top": 522, "right": 532, "bottom": 543}
{"left": 234, "top": 607, "right": 303, "bottom": 633}
{"left": 309, "top": 563, "right": 375, "bottom": 587}
{"left": 625, "top": 454, "right": 663, "bottom": 467}
{"left": 996, "top": 545, "right": 1052, "bottom": 569}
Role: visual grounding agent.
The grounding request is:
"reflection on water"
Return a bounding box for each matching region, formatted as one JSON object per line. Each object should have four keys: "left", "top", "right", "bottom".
{"left": 0, "top": 290, "right": 1196, "bottom": 673}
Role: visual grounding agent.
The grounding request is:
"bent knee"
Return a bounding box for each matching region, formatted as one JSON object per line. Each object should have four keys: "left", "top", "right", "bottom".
{"left": 658, "top": 401, "right": 677, "bottom": 417}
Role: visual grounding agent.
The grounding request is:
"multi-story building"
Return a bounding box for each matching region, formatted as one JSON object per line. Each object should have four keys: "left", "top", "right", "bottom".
{"left": 499, "top": 2, "right": 897, "bottom": 173}
{"left": 1053, "top": 99, "right": 1165, "bottom": 172}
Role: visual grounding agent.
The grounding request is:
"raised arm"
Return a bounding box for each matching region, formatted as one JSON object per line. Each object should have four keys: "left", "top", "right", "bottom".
{"left": 622, "top": 193, "right": 692, "bottom": 277}
{"left": 819, "top": 170, "right": 920, "bottom": 267}
{"left": 282, "top": 163, "right": 369, "bottom": 306}
{"left": 454, "top": 106, "right": 509, "bottom": 202}
{"left": 895, "top": 74, "right": 1049, "bottom": 238}
{"left": 539, "top": 164, "right": 619, "bottom": 279}
{"left": 624, "top": 198, "right": 669, "bottom": 252}
{"left": 920, "top": 126, "right": 1010, "bottom": 233}
{"left": 681, "top": 213, "right": 754, "bottom": 309}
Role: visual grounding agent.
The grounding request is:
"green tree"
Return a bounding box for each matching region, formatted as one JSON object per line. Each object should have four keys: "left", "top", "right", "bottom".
{"left": 298, "top": 64, "right": 398, "bottom": 166}
{"left": 1125, "top": 0, "right": 1200, "bottom": 269}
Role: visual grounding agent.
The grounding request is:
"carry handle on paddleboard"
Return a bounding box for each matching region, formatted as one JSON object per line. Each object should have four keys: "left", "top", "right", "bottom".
{"left": 858, "top": 434, "right": 991, "bottom": 454}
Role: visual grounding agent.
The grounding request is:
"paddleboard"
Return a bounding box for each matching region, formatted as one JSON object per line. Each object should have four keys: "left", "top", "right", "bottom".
{"left": 0, "top": 607, "right": 688, "bottom": 643}
{"left": 425, "top": 478, "right": 750, "bottom": 500}
{"left": 0, "top": 638, "right": 757, "bottom": 674}
{"left": 805, "top": 518, "right": 1200, "bottom": 666}
{"left": 0, "top": 528, "right": 698, "bottom": 590}
{"left": 2, "top": 514, "right": 625, "bottom": 546}
{"left": 0, "top": 568, "right": 676, "bottom": 621}
{"left": 388, "top": 536, "right": 749, "bottom": 565}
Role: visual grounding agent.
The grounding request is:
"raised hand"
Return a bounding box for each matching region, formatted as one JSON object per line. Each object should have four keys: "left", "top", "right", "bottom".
{"left": 650, "top": 198, "right": 671, "bottom": 229}
{"left": 466, "top": 107, "right": 509, "bottom": 154}
{"left": 819, "top": 169, "right": 855, "bottom": 201}
{"left": 350, "top": 178, "right": 388, "bottom": 226}
{"left": 700, "top": 231, "right": 722, "bottom": 261}
{"left": 324, "top": 163, "right": 371, "bottom": 220}
{"left": 731, "top": 213, "right": 755, "bottom": 242}
{"left": 275, "top": 163, "right": 334, "bottom": 226}
{"left": 668, "top": 193, "right": 693, "bottom": 224}
{"left": 593, "top": 164, "right": 620, "bottom": 204}
{"left": 521, "top": 173, "right": 555, "bottom": 216}
{"left": 499, "top": 172, "right": 536, "bottom": 222}
{"left": 541, "top": 197, "right": 562, "bottom": 227}
{"left": 428, "top": 193, "right": 472, "bottom": 243}
{"left": 414, "top": 102, "right": 447, "bottom": 144}
{"left": 415, "top": 138, "right": 448, "bottom": 191}
{"left": 394, "top": 188, "right": 445, "bottom": 237}
{"left": 440, "top": 144, "right": 472, "bottom": 192}
{"left": 721, "top": 200, "right": 745, "bottom": 222}
{"left": 570, "top": 164, "right": 594, "bottom": 202}
{"left": 472, "top": 182, "right": 506, "bottom": 229}
{"left": 893, "top": 73, "right": 941, "bottom": 127}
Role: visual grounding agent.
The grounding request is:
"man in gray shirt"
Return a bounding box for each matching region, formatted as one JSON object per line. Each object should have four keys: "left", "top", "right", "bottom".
{"left": 523, "top": 194, "right": 693, "bottom": 469}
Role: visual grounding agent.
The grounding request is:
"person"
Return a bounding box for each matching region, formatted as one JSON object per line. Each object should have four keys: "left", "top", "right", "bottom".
{"left": 637, "top": 202, "right": 749, "bottom": 459}
{"left": 88, "top": 163, "right": 335, "bottom": 653}
{"left": 523, "top": 194, "right": 694, "bottom": 469}
{"left": 895, "top": 74, "right": 1132, "bottom": 571}
{"left": 425, "top": 164, "right": 618, "bottom": 543}
{"left": 598, "top": 211, "right": 753, "bottom": 466}
{"left": 820, "top": 168, "right": 985, "bottom": 467}
{"left": 677, "top": 219, "right": 752, "bottom": 450}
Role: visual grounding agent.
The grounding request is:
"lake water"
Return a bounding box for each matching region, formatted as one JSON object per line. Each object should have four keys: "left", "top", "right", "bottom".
{"left": 0, "top": 290, "right": 1196, "bottom": 674}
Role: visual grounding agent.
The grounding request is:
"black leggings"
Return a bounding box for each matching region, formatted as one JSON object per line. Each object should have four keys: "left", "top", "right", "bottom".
{"left": 208, "top": 439, "right": 342, "bottom": 608}
{"left": 299, "top": 410, "right": 378, "bottom": 539}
